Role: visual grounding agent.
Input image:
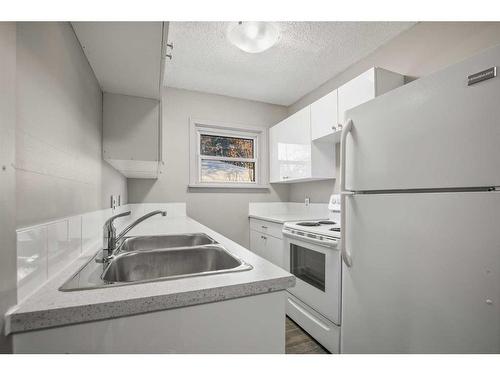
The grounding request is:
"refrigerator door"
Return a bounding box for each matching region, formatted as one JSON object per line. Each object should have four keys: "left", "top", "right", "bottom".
{"left": 344, "top": 45, "right": 500, "bottom": 191}
{"left": 341, "top": 191, "right": 500, "bottom": 353}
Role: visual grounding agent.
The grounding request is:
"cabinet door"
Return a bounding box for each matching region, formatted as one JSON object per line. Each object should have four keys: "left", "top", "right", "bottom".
{"left": 264, "top": 235, "right": 284, "bottom": 268}
{"left": 249, "top": 230, "right": 266, "bottom": 257}
{"left": 269, "top": 121, "right": 283, "bottom": 183}
{"left": 311, "top": 89, "right": 338, "bottom": 140}
{"left": 337, "top": 68, "right": 375, "bottom": 125}
{"left": 277, "top": 107, "right": 311, "bottom": 181}
{"left": 250, "top": 229, "right": 284, "bottom": 268}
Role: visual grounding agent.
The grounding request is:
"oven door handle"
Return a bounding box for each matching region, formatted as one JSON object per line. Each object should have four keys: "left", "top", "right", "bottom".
{"left": 283, "top": 230, "right": 338, "bottom": 248}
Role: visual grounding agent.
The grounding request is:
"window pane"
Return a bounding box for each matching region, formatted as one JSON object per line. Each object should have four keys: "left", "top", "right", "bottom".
{"left": 201, "top": 159, "right": 255, "bottom": 183}
{"left": 200, "top": 134, "right": 254, "bottom": 158}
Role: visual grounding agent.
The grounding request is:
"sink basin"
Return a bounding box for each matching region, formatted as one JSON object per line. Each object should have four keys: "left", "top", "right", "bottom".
{"left": 102, "top": 245, "right": 249, "bottom": 283}
{"left": 59, "top": 233, "right": 252, "bottom": 291}
{"left": 119, "top": 233, "right": 216, "bottom": 252}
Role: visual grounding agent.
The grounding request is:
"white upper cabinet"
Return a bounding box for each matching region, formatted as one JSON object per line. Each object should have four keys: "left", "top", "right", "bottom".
{"left": 309, "top": 67, "right": 404, "bottom": 143}
{"left": 310, "top": 89, "right": 338, "bottom": 141}
{"left": 72, "top": 23, "right": 169, "bottom": 179}
{"left": 103, "top": 93, "right": 161, "bottom": 178}
{"left": 72, "top": 22, "right": 165, "bottom": 100}
{"left": 270, "top": 107, "right": 311, "bottom": 182}
{"left": 270, "top": 106, "right": 335, "bottom": 183}
{"left": 338, "top": 67, "right": 404, "bottom": 126}
{"left": 270, "top": 67, "right": 404, "bottom": 183}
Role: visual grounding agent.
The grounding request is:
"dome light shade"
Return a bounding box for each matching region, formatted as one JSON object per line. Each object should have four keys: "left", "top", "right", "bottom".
{"left": 226, "top": 22, "right": 280, "bottom": 53}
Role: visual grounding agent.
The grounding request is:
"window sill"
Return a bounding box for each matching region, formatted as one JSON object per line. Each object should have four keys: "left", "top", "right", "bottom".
{"left": 188, "top": 183, "right": 270, "bottom": 190}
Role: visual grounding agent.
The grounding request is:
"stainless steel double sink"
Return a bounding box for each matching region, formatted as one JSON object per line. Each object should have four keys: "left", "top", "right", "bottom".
{"left": 60, "top": 233, "right": 253, "bottom": 291}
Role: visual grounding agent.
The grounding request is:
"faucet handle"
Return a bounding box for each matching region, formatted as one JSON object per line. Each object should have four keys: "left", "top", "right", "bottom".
{"left": 103, "top": 211, "right": 131, "bottom": 254}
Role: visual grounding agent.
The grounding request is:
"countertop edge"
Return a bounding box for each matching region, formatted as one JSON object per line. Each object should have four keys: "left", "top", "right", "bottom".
{"left": 6, "top": 276, "right": 295, "bottom": 335}
{"left": 248, "top": 214, "right": 285, "bottom": 224}
{"left": 248, "top": 214, "right": 328, "bottom": 224}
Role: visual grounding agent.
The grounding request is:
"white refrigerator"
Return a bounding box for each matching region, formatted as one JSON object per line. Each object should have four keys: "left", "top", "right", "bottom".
{"left": 339, "top": 45, "right": 500, "bottom": 353}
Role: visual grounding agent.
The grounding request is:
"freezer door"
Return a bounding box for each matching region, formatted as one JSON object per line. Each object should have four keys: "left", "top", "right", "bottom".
{"left": 341, "top": 192, "right": 500, "bottom": 353}
{"left": 345, "top": 45, "right": 500, "bottom": 191}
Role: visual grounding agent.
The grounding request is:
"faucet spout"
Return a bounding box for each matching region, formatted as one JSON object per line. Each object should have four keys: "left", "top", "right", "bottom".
{"left": 101, "top": 210, "right": 167, "bottom": 262}
{"left": 116, "top": 210, "right": 167, "bottom": 243}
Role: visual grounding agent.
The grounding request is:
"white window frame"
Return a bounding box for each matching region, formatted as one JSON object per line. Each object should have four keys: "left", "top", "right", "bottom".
{"left": 189, "top": 118, "right": 269, "bottom": 189}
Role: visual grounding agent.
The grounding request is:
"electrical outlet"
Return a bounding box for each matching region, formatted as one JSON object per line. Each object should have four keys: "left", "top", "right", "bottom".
{"left": 110, "top": 195, "right": 117, "bottom": 210}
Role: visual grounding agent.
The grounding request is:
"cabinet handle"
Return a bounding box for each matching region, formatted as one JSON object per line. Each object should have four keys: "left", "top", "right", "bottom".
{"left": 261, "top": 235, "right": 267, "bottom": 240}
{"left": 261, "top": 225, "right": 268, "bottom": 229}
{"left": 282, "top": 176, "right": 289, "bottom": 179}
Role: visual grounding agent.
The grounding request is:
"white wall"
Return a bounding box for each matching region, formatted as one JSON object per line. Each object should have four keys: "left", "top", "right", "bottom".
{"left": 0, "top": 22, "right": 17, "bottom": 353}
{"left": 127, "top": 87, "right": 289, "bottom": 247}
{"left": 16, "top": 22, "right": 127, "bottom": 227}
{"left": 288, "top": 21, "right": 500, "bottom": 203}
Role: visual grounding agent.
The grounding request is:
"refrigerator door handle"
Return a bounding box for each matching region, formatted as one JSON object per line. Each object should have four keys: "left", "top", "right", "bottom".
{"left": 340, "top": 119, "right": 354, "bottom": 267}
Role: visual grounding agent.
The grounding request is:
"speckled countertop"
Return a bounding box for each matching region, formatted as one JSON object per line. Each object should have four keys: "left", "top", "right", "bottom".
{"left": 5, "top": 216, "right": 295, "bottom": 335}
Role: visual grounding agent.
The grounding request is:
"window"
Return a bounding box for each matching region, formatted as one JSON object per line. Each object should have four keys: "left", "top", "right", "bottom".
{"left": 189, "top": 119, "right": 268, "bottom": 188}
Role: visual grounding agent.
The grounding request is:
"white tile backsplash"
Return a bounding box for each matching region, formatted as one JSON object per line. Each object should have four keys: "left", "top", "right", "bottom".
{"left": 68, "top": 215, "right": 82, "bottom": 254}
{"left": 17, "top": 226, "right": 48, "bottom": 302}
{"left": 82, "top": 210, "right": 101, "bottom": 254}
{"left": 248, "top": 202, "right": 329, "bottom": 217}
{"left": 47, "top": 218, "right": 83, "bottom": 279}
{"left": 129, "top": 203, "right": 186, "bottom": 220}
{"left": 16, "top": 203, "right": 187, "bottom": 303}
{"left": 47, "top": 220, "right": 69, "bottom": 278}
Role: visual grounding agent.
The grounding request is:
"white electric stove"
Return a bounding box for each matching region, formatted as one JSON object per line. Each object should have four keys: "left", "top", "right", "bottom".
{"left": 282, "top": 194, "right": 341, "bottom": 353}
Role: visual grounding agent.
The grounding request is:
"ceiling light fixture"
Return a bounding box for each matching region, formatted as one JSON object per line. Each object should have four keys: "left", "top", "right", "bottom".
{"left": 226, "top": 22, "right": 280, "bottom": 54}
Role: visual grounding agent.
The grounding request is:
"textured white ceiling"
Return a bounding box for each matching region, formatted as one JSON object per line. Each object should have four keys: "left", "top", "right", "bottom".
{"left": 164, "top": 22, "right": 416, "bottom": 105}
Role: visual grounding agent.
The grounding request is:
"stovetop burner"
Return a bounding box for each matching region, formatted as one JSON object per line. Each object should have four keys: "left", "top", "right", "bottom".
{"left": 318, "top": 220, "right": 336, "bottom": 225}
{"left": 330, "top": 228, "right": 340, "bottom": 232}
{"left": 296, "top": 222, "right": 321, "bottom": 227}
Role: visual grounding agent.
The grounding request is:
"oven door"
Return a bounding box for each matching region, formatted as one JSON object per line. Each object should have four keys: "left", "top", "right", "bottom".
{"left": 284, "top": 235, "right": 341, "bottom": 325}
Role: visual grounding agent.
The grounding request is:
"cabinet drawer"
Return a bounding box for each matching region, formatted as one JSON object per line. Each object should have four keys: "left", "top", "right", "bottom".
{"left": 249, "top": 218, "right": 283, "bottom": 239}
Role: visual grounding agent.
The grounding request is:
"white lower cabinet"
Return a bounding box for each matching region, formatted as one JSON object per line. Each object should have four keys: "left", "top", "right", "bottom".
{"left": 249, "top": 218, "right": 284, "bottom": 269}
{"left": 250, "top": 231, "right": 284, "bottom": 268}
{"left": 12, "top": 292, "right": 286, "bottom": 354}
{"left": 250, "top": 229, "right": 265, "bottom": 258}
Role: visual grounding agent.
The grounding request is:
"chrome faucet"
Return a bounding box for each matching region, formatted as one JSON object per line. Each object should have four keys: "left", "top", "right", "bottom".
{"left": 102, "top": 210, "right": 167, "bottom": 261}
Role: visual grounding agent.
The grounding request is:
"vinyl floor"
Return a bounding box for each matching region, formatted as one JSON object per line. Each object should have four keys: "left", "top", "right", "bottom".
{"left": 285, "top": 316, "right": 329, "bottom": 354}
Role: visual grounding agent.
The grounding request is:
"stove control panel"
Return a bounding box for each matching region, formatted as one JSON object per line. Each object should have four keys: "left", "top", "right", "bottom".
{"left": 282, "top": 227, "right": 339, "bottom": 248}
